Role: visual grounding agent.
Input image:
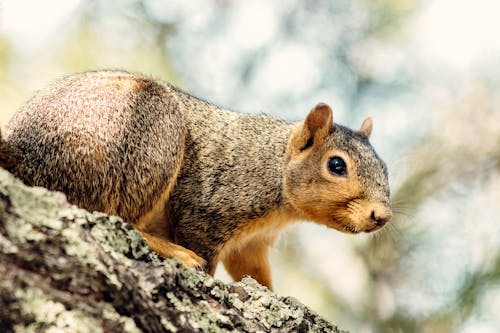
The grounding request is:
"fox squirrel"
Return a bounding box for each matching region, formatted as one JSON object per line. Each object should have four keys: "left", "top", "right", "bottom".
{"left": 0, "top": 70, "right": 391, "bottom": 290}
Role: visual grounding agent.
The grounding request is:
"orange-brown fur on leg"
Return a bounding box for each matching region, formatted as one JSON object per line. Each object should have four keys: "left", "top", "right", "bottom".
{"left": 223, "top": 237, "right": 273, "bottom": 290}
{"left": 214, "top": 208, "right": 300, "bottom": 290}
{"left": 139, "top": 231, "right": 206, "bottom": 269}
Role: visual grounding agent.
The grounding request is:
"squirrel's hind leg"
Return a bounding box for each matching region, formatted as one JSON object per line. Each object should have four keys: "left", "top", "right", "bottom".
{"left": 222, "top": 238, "right": 273, "bottom": 290}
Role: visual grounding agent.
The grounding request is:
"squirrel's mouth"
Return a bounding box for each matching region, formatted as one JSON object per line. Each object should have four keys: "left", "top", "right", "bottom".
{"left": 327, "top": 214, "right": 361, "bottom": 234}
{"left": 338, "top": 222, "right": 360, "bottom": 234}
{"left": 337, "top": 220, "right": 383, "bottom": 234}
{"left": 364, "top": 223, "right": 385, "bottom": 233}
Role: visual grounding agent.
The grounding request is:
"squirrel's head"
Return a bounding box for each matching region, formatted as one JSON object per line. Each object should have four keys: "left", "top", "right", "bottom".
{"left": 284, "top": 103, "right": 391, "bottom": 234}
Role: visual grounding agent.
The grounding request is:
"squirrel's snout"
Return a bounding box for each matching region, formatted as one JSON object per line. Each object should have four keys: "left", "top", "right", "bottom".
{"left": 342, "top": 200, "right": 392, "bottom": 234}
{"left": 368, "top": 204, "right": 392, "bottom": 229}
{"left": 370, "top": 210, "right": 390, "bottom": 226}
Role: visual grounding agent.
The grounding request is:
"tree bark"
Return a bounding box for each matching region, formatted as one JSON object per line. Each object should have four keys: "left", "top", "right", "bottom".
{"left": 0, "top": 168, "right": 346, "bottom": 333}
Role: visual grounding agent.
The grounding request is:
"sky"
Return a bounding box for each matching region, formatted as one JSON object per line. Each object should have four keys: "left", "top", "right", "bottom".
{"left": 414, "top": 0, "right": 500, "bottom": 71}
{"left": 3, "top": 0, "right": 500, "bottom": 72}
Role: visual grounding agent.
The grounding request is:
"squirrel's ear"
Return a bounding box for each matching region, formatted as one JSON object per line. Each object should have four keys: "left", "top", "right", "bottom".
{"left": 293, "top": 103, "right": 333, "bottom": 152}
{"left": 358, "top": 117, "right": 373, "bottom": 139}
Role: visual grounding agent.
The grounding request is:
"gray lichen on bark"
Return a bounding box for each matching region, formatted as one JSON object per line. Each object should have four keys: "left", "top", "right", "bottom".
{"left": 0, "top": 168, "right": 346, "bottom": 333}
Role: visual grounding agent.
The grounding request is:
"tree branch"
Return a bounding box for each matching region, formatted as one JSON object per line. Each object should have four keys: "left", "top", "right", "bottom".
{"left": 0, "top": 168, "right": 346, "bottom": 333}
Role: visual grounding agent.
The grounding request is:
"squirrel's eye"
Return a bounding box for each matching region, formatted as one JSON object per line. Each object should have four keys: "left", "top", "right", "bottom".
{"left": 327, "top": 156, "right": 347, "bottom": 176}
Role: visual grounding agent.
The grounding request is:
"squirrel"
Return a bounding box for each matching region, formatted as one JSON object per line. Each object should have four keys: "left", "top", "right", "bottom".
{"left": 0, "top": 70, "right": 391, "bottom": 290}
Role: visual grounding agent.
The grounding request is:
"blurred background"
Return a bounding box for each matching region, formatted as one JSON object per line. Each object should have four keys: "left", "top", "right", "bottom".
{"left": 1, "top": 0, "right": 499, "bottom": 332}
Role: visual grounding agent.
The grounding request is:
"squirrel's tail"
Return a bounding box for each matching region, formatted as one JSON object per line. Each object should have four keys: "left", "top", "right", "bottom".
{"left": 0, "top": 130, "right": 15, "bottom": 171}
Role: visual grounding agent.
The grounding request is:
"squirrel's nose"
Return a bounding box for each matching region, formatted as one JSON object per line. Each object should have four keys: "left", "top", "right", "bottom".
{"left": 370, "top": 207, "right": 392, "bottom": 227}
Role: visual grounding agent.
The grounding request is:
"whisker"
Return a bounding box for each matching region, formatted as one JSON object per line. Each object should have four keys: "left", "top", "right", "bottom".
{"left": 389, "top": 222, "right": 400, "bottom": 231}
{"left": 392, "top": 205, "right": 416, "bottom": 211}
{"left": 393, "top": 210, "right": 414, "bottom": 218}
{"left": 371, "top": 228, "right": 391, "bottom": 260}
{"left": 391, "top": 203, "right": 416, "bottom": 209}
{"left": 391, "top": 200, "right": 416, "bottom": 207}
{"left": 386, "top": 224, "right": 404, "bottom": 243}
{"left": 372, "top": 232, "right": 379, "bottom": 252}
{"left": 373, "top": 224, "right": 396, "bottom": 245}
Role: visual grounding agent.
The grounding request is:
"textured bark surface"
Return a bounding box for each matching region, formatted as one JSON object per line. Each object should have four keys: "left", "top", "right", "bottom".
{"left": 0, "top": 168, "right": 346, "bottom": 333}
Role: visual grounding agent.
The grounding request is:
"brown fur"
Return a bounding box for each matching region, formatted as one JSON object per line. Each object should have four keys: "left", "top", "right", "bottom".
{"left": 0, "top": 70, "right": 391, "bottom": 289}
{"left": 0, "top": 133, "right": 15, "bottom": 171}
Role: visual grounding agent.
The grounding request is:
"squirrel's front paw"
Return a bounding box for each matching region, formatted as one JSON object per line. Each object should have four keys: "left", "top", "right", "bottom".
{"left": 138, "top": 231, "right": 207, "bottom": 270}
{"left": 175, "top": 248, "right": 207, "bottom": 270}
